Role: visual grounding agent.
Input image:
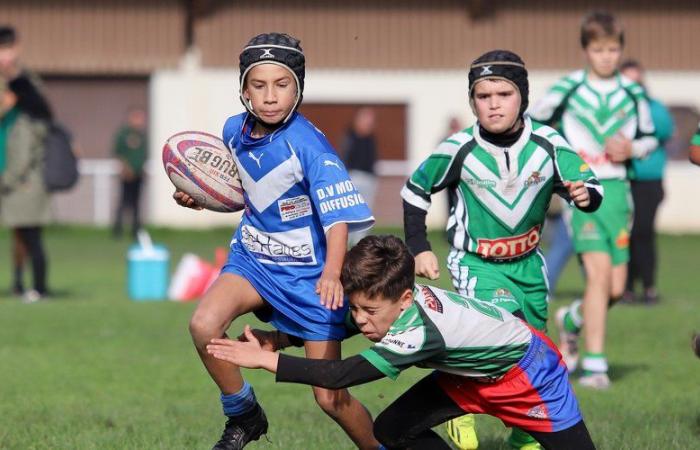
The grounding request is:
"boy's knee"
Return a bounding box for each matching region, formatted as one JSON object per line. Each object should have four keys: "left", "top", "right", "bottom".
{"left": 312, "top": 387, "right": 350, "bottom": 416}
{"left": 610, "top": 285, "right": 625, "bottom": 301}
{"left": 189, "top": 311, "right": 225, "bottom": 347}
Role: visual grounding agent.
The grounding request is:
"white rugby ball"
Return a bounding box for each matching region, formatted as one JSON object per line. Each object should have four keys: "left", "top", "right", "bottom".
{"left": 162, "top": 131, "right": 245, "bottom": 212}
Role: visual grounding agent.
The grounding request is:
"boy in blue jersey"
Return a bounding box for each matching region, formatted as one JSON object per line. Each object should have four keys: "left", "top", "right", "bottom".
{"left": 174, "top": 33, "right": 378, "bottom": 450}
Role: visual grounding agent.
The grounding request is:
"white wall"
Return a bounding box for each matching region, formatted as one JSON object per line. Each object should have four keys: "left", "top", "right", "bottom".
{"left": 149, "top": 65, "right": 700, "bottom": 232}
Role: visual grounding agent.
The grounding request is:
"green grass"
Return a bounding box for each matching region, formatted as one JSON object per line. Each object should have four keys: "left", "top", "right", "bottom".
{"left": 1, "top": 226, "right": 699, "bottom": 449}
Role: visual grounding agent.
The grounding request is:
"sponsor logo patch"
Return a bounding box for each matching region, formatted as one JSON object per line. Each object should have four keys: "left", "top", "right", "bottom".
{"left": 278, "top": 195, "right": 312, "bottom": 222}
{"left": 616, "top": 229, "right": 630, "bottom": 248}
{"left": 476, "top": 225, "right": 541, "bottom": 260}
{"left": 579, "top": 221, "right": 600, "bottom": 240}
{"left": 465, "top": 178, "right": 497, "bottom": 189}
{"left": 240, "top": 225, "right": 316, "bottom": 265}
{"left": 378, "top": 325, "right": 424, "bottom": 355}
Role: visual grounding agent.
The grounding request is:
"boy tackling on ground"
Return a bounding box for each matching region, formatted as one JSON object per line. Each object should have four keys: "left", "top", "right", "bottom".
{"left": 207, "top": 235, "right": 596, "bottom": 450}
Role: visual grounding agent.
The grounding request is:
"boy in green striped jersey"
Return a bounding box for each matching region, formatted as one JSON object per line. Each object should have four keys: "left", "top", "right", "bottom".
{"left": 207, "top": 235, "right": 596, "bottom": 450}
{"left": 529, "top": 11, "right": 658, "bottom": 390}
{"left": 401, "top": 50, "right": 602, "bottom": 449}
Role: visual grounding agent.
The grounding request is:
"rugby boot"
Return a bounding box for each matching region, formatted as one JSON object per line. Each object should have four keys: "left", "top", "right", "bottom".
{"left": 446, "top": 414, "right": 479, "bottom": 450}
{"left": 212, "top": 403, "right": 268, "bottom": 450}
{"left": 578, "top": 372, "right": 611, "bottom": 390}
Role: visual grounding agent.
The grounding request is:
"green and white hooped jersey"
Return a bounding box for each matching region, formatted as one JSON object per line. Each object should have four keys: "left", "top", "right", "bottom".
{"left": 692, "top": 122, "right": 700, "bottom": 146}
{"left": 360, "top": 284, "right": 532, "bottom": 380}
{"left": 529, "top": 70, "right": 657, "bottom": 180}
{"left": 402, "top": 116, "right": 600, "bottom": 260}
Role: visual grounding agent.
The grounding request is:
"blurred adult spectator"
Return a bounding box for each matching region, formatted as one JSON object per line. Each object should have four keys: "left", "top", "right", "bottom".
{"left": 341, "top": 107, "right": 377, "bottom": 244}
{"left": 690, "top": 122, "right": 700, "bottom": 166}
{"left": 444, "top": 115, "right": 463, "bottom": 137}
{"left": 0, "top": 84, "right": 50, "bottom": 302}
{"left": 0, "top": 25, "right": 53, "bottom": 302}
{"left": 112, "top": 106, "right": 147, "bottom": 239}
{"left": 620, "top": 59, "right": 674, "bottom": 305}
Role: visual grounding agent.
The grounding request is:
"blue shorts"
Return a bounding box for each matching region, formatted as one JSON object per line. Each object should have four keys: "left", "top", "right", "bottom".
{"left": 221, "top": 243, "right": 348, "bottom": 342}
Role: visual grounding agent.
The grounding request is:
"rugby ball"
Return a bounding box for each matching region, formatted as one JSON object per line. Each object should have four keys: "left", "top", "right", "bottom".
{"left": 163, "top": 131, "right": 245, "bottom": 212}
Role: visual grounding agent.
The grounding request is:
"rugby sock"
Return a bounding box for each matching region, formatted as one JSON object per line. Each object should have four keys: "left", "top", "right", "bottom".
{"left": 220, "top": 381, "right": 257, "bottom": 417}
{"left": 563, "top": 299, "right": 583, "bottom": 334}
{"left": 582, "top": 353, "right": 608, "bottom": 375}
{"left": 508, "top": 427, "right": 538, "bottom": 448}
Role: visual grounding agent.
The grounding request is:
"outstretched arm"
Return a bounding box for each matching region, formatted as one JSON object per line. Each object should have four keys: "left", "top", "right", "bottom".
{"left": 207, "top": 326, "right": 385, "bottom": 390}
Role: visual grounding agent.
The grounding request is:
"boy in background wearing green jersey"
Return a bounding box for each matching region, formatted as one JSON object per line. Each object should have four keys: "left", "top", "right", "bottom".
{"left": 401, "top": 50, "right": 602, "bottom": 450}
{"left": 529, "top": 11, "right": 658, "bottom": 390}
{"left": 206, "top": 235, "right": 596, "bottom": 450}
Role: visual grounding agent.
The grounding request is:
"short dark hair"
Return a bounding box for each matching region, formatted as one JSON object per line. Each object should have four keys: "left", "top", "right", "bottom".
{"left": 620, "top": 59, "right": 642, "bottom": 72}
{"left": 341, "top": 235, "right": 415, "bottom": 301}
{"left": 580, "top": 11, "right": 624, "bottom": 48}
{"left": 0, "top": 25, "right": 17, "bottom": 46}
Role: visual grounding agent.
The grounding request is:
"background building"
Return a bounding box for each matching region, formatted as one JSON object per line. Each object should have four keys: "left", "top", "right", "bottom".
{"left": 4, "top": 0, "right": 700, "bottom": 229}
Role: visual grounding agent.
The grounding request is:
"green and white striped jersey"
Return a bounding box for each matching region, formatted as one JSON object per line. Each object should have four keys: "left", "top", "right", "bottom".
{"left": 402, "top": 116, "right": 600, "bottom": 259}
{"left": 692, "top": 122, "right": 700, "bottom": 146}
{"left": 359, "top": 284, "right": 532, "bottom": 380}
{"left": 529, "top": 70, "right": 657, "bottom": 180}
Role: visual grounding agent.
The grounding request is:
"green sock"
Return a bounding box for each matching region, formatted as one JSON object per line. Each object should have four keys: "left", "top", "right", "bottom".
{"left": 508, "top": 427, "right": 537, "bottom": 448}
{"left": 582, "top": 352, "right": 607, "bottom": 375}
{"left": 563, "top": 311, "right": 580, "bottom": 334}
{"left": 562, "top": 300, "right": 582, "bottom": 334}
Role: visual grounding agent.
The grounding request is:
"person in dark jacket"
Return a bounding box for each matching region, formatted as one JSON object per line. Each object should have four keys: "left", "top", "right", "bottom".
{"left": 341, "top": 107, "right": 378, "bottom": 245}
{"left": 620, "top": 60, "right": 674, "bottom": 305}
{"left": 112, "top": 106, "right": 147, "bottom": 239}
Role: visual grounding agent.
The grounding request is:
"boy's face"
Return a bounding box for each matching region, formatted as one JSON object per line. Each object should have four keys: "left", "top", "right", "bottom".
{"left": 472, "top": 80, "right": 521, "bottom": 134}
{"left": 584, "top": 38, "right": 622, "bottom": 79}
{"left": 242, "top": 63, "right": 297, "bottom": 125}
{"left": 349, "top": 289, "right": 413, "bottom": 342}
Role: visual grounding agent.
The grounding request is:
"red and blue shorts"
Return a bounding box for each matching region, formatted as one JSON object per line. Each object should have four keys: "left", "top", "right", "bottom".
{"left": 436, "top": 330, "right": 582, "bottom": 433}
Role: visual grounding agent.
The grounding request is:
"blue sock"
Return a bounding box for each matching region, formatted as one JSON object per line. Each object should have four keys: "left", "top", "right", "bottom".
{"left": 220, "top": 381, "right": 257, "bottom": 417}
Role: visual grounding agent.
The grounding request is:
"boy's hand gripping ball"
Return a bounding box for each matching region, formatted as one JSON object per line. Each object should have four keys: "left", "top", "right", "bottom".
{"left": 163, "top": 131, "right": 245, "bottom": 212}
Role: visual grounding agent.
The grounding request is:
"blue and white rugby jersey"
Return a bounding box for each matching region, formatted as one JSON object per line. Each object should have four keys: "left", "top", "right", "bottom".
{"left": 221, "top": 112, "right": 375, "bottom": 341}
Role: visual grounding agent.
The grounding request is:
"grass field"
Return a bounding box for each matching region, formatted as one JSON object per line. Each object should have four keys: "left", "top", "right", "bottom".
{"left": 1, "top": 226, "right": 699, "bottom": 449}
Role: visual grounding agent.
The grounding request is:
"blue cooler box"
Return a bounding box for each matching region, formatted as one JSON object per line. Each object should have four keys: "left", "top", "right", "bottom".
{"left": 127, "top": 244, "right": 170, "bottom": 301}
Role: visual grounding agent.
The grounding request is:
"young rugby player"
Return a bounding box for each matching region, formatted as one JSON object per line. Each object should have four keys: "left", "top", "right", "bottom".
{"left": 207, "top": 235, "right": 597, "bottom": 450}
{"left": 401, "top": 49, "right": 602, "bottom": 449}
{"left": 174, "top": 33, "right": 378, "bottom": 449}
{"left": 530, "top": 11, "right": 658, "bottom": 389}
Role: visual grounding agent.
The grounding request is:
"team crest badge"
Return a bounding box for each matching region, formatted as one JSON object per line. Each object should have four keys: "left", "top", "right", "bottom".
{"left": 526, "top": 405, "right": 548, "bottom": 419}
{"left": 524, "top": 171, "right": 546, "bottom": 187}
{"left": 421, "top": 286, "right": 443, "bottom": 313}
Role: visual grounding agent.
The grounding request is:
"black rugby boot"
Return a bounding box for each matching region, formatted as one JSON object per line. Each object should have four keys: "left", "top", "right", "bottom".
{"left": 212, "top": 403, "right": 268, "bottom": 450}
